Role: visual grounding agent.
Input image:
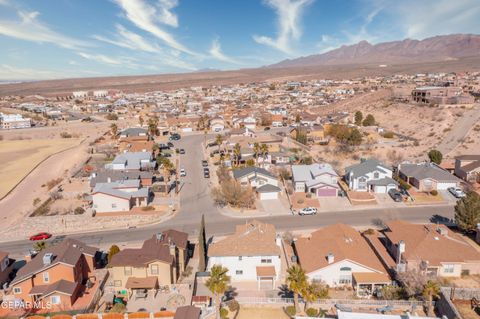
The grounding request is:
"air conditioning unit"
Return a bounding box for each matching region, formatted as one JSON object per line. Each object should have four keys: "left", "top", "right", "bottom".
{"left": 43, "top": 253, "right": 54, "bottom": 266}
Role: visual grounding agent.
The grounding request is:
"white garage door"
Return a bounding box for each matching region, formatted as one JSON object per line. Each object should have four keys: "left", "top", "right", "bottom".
{"left": 259, "top": 192, "right": 278, "bottom": 200}
{"left": 437, "top": 182, "right": 456, "bottom": 190}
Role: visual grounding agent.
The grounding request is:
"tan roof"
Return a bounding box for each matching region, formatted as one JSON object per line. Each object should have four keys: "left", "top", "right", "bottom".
{"left": 125, "top": 276, "right": 158, "bottom": 289}
{"left": 256, "top": 266, "right": 276, "bottom": 277}
{"left": 352, "top": 272, "right": 391, "bottom": 284}
{"left": 384, "top": 220, "right": 480, "bottom": 267}
{"left": 0, "top": 250, "right": 7, "bottom": 261}
{"left": 208, "top": 220, "right": 281, "bottom": 257}
{"left": 295, "top": 224, "right": 388, "bottom": 274}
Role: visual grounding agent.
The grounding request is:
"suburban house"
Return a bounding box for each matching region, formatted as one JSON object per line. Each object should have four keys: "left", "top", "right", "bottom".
{"left": 233, "top": 167, "right": 281, "bottom": 200}
{"left": 105, "top": 152, "right": 155, "bottom": 171}
{"left": 454, "top": 155, "right": 480, "bottom": 182}
{"left": 119, "top": 127, "right": 148, "bottom": 139}
{"left": 91, "top": 180, "right": 150, "bottom": 213}
{"left": 294, "top": 224, "right": 391, "bottom": 296}
{"left": 292, "top": 163, "right": 340, "bottom": 197}
{"left": 7, "top": 239, "right": 98, "bottom": 311}
{"left": 345, "top": 159, "right": 398, "bottom": 193}
{"left": 174, "top": 305, "right": 201, "bottom": 319}
{"left": 207, "top": 220, "right": 282, "bottom": 290}
{"left": 109, "top": 230, "right": 189, "bottom": 298}
{"left": 89, "top": 169, "right": 154, "bottom": 188}
{"left": 0, "top": 250, "right": 14, "bottom": 288}
{"left": 398, "top": 162, "right": 460, "bottom": 192}
{"left": 210, "top": 117, "right": 225, "bottom": 132}
{"left": 379, "top": 220, "right": 480, "bottom": 277}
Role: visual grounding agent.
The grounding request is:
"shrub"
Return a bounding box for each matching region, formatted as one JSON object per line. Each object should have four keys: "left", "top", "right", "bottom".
{"left": 430, "top": 190, "right": 438, "bottom": 196}
{"left": 381, "top": 131, "right": 394, "bottom": 138}
{"left": 33, "top": 198, "right": 41, "bottom": 206}
{"left": 108, "top": 245, "right": 120, "bottom": 264}
{"left": 219, "top": 307, "right": 229, "bottom": 319}
{"left": 227, "top": 299, "right": 239, "bottom": 312}
{"left": 306, "top": 308, "right": 319, "bottom": 317}
{"left": 141, "top": 205, "right": 155, "bottom": 211}
{"left": 74, "top": 207, "right": 85, "bottom": 215}
{"left": 106, "top": 113, "right": 118, "bottom": 121}
{"left": 363, "top": 228, "right": 375, "bottom": 235}
{"left": 285, "top": 305, "right": 296, "bottom": 317}
{"left": 109, "top": 303, "right": 126, "bottom": 313}
{"left": 60, "top": 132, "right": 72, "bottom": 138}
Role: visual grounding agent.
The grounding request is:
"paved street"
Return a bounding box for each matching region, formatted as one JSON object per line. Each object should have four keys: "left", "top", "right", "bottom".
{"left": 0, "top": 133, "right": 457, "bottom": 258}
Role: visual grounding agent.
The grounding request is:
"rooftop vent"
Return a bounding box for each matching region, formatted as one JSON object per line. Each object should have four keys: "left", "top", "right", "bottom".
{"left": 327, "top": 253, "right": 334, "bottom": 264}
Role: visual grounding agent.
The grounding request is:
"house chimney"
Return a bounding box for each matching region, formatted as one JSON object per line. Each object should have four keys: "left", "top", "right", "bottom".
{"left": 275, "top": 234, "right": 282, "bottom": 247}
{"left": 438, "top": 227, "right": 448, "bottom": 236}
{"left": 327, "top": 253, "right": 334, "bottom": 264}
{"left": 397, "top": 240, "right": 405, "bottom": 264}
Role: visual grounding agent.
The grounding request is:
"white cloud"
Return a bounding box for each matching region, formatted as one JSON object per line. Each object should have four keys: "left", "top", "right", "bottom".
{"left": 77, "top": 52, "right": 138, "bottom": 69}
{"left": 253, "top": 0, "right": 313, "bottom": 54}
{"left": 209, "top": 38, "right": 240, "bottom": 64}
{"left": 93, "top": 24, "right": 160, "bottom": 53}
{"left": 113, "top": 0, "right": 194, "bottom": 55}
{"left": 0, "top": 64, "right": 65, "bottom": 80}
{"left": 0, "top": 10, "right": 90, "bottom": 50}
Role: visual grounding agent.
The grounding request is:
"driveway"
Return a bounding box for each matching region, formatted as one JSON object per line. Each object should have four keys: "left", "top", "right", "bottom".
{"left": 257, "top": 196, "right": 290, "bottom": 216}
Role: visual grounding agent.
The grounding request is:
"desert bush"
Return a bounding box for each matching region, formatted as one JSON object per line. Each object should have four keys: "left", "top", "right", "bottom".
{"left": 60, "top": 132, "right": 72, "bottom": 138}
{"left": 46, "top": 178, "right": 62, "bottom": 190}
{"left": 212, "top": 179, "right": 255, "bottom": 209}
{"left": 306, "top": 308, "right": 319, "bottom": 317}
{"left": 33, "top": 198, "right": 41, "bottom": 206}
{"left": 227, "top": 299, "right": 239, "bottom": 312}
{"left": 220, "top": 307, "right": 228, "bottom": 319}
{"left": 141, "top": 205, "right": 155, "bottom": 211}
{"left": 430, "top": 190, "right": 438, "bottom": 196}
{"left": 74, "top": 207, "right": 85, "bottom": 215}
{"left": 106, "top": 113, "right": 118, "bottom": 121}
{"left": 109, "top": 303, "right": 126, "bottom": 313}
{"left": 285, "top": 306, "right": 296, "bottom": 317}
{"left": 381, "top": 131, "right": 394, "bottom": 138}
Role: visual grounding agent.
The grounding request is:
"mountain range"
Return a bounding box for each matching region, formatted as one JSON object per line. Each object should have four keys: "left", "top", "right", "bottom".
{"left": 270, "top": 34, "right": 480, "bottom": 68}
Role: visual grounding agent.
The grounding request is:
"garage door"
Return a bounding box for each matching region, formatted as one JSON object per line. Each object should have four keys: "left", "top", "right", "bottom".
{"left": 437, "top": 182, "right": 456, "bottom": 190}
{"left": 259, "top": 192, "right": 278, "bottom": 200}
{"left": 316, "top": 188, "right": 337, "bottom": 197}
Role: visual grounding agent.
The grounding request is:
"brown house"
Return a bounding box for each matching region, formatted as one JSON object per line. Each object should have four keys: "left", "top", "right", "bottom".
{"left": 454, "top": 155, "right": 480, "bottom": 182}
{"left": 109, "top": 230, "right": 189, "bottom": 299}
{"left": 8, "top": 239, "right": 98, "bottom": 311}
{"left": 0, "top": 250, "right": 14, "bottom": 288}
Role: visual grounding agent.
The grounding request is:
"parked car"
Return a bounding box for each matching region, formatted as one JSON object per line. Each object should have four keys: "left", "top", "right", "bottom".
{"left": 180, "top": 168, "right": 186, "bottom": 177}
{"left": 202, "top": 160, "right": 208, "bottom": 167}
{"left": 388, "top": 189, "right": 403, "bottom": 202}
{"left": 298, "top": 207, "right": 317, "bottom": 216}
{"left": 29, "top": 232, "right": 52, "bottom": 241}
{"left": 204, "top": 168, "right": 210, "bottom": 178}
{"left": 179, "top": 149, "right": 185, "bottom": 154}
{"left": 448, "top": 187, "right": 466, "bottom": 198}
{"left": 167, "top": 142, "right": 174, "bottom": 148}
{"left": 207, "top": 142, "right": 217, "bottom": 148}
{"left": 170, "top": 133, "right": 181, "bottom": 140}
{"left": 264, "top": 126, "right": 270, "bottom": 131}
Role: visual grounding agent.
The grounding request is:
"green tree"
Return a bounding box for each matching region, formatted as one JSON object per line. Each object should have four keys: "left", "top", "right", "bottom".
{"left": 286, "top": 264, "right": 307, "bottom": 314}
{"left": 206, "top": 265, "right": 231, "bottom": 319}
{"left": 354, "top": 111, "right": 363, "bottom": 125}
{"left": 295, "top": 129, "right": 308, "bottom": 145}
{"left": 428, "top": 149, "right": 443, "bottom": 165}
{"left": 33, "top": 240, "right": 47, "bottom": 252}
{"left": 108, "top": 245, "right": 120, "bottom": 264}
{"left": 302, "top": 280, "right": 329, "bottom": 311}
{"left": 455, "top": 191, "right": 480, "bottom": 233}
{"left": 253, "top": 142, "right": 260, "bottom": 165}
{"left": 233, "top": 143, "right": 241, "bottom": 167}
{"left": 422, "top": 280, "right": 440, "bottom": 316}
{"left": 295, "top": 113, "right": 301, "bottom": 123}
{"left": 198, "top": 214, "right": 207, "bottom": 272}
{"left": 347, "top": 128, "right": 363, "bottom": 146}
{"left": 148, "top": 117, "right": 159, "bottom": 136}
{"left": 260, "top": 143, "right": 269, "bottom": 165}
{"left": 110, "top": 123, "right": 118, "bottom": 139}
{"left": 215, "top": 134, "right": 223, "bottom": 153}
{"left": 362, "top": 114, "right": 376, "bottom": 126}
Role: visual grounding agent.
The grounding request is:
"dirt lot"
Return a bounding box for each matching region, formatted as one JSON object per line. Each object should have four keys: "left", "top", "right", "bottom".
{"left": 453, "top": 300, "right": 480, "bottom": 319}
{"left": 236, "top": 306, "right": 290, "bottom": 319}
{"left": 0, "top": 138, "right": 81, "bottom": 198}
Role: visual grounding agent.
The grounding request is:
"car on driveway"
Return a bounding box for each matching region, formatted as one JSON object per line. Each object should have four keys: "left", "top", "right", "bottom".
{"left": 298, "top": 207, "right": 318, "bottom": 216}
{"left": 388, "top": 189, "right": 403, "bottom": 202}
{"left": 180, "top": 168, "right": 186, "bottom": 177}
{"left": 29, "top": 232, "right": 52, "bottom": 241}
{"left": 204, "top": 168, "right": 210, "bottom": 178}
{"left": 448, "top": 187, "right": 466, "bottom": 198}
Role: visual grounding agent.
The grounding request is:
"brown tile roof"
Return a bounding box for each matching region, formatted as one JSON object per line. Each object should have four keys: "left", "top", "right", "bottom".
{"left": 109, "top": 230, "right": 188, "bottom": 267}
{"left": 174, "top": 306, "right": 201, "bottom": 319}
{"left": 29, "top": 279, "right": 77, "bottom": 297}
{"left": 295, "top": 224, "right": 388, "bottom": 274}
{"left": 125, "top": 277, "right": 158, "bottom": 289}
{"left": 208, "top": 220, "right": 281, "bottom": 257}
{"left": 12, "top": 239, "right": 98, "bottom": 285}
{"left": 384, "top": 220, "right": 480, "bottom": 267}
{"left": 352, "top": 272, "right": 391, "bottom": 284}
{"left": 256, "top": 266, "right": 276, "bottom": 277}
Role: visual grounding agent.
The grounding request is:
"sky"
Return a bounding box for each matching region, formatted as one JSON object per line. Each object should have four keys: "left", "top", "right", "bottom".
{"left": 0, "top": 0, "right": 479, "bottom": 80}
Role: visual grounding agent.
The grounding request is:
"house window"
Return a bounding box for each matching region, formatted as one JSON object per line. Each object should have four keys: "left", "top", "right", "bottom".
{"left": 340, "top": 267, "right": 352, "bottom": 272}
{"left": 443, "top": 264, "right": 455, "bottom": 274}
{"left": 151, "top": 264, "right": 159, "bottom": 275}
{"left": 236, "top": 270, "right": 243, "bottom": 275}
{"left": 43, "top": 272, "right": 50, "bottom": 283}
{"left": 339, "top": 275, "right": 352, "bottom": 284}
{"left": 261, "top": 258, "right": 272, "bottom": 264}
{"left": 238, "top": 256, "right": 243, "bottom": 261}
{"left": 124, "top": 267, "right": 132, "bottom": 276}
{"left": 112, "top": 203, "right": 117, "bottom": 209}
{"left": 374, "top": 172, "right": 379, "bottom": 179}
{"left": 51, "top": 295, "right": 61, "bottom": 305}
{"left": 114, "top": 280, "right": 122, "bottom": 287}
{"left": 13, "top": 287, "right": 22, "bottom": 294}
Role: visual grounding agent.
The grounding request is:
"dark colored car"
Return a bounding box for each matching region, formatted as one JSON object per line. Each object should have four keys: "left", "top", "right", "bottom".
{"left": 202, "top": 160, "right": 208, "bottom": 167}
{"left": 203, "top": 168, "right": 210, "bottom": 178}
{"left": 179, "top": 149, "right": 185, "bottom": 154}
{"left": 388, "top": 189, "right": 403, "bottom": 202}
{"left": 29, "top": 232, "right": 52, "bottom": 241}
{"left": 264, "top": 126, "right": 270, "bottom": 131}
{"left": 167, "top": 142, "right": 174, "bottom": 148}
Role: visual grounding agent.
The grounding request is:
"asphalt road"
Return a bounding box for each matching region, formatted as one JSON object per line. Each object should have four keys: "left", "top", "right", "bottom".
{"left": 0, "top": 132, "right": 456, "bottom": 258}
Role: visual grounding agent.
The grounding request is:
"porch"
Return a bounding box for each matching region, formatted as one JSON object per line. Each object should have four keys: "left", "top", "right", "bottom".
{"left": 352, "top": 272, "right": 391, "bottom": 298}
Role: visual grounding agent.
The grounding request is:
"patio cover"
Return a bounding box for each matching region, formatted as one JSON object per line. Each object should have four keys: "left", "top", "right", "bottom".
{"left": 352, "top": 272, "right": 391, "bottom": 284}
{"left": 256, "top": 266, "right": 276, "bottom": 278}
{"left": 125, "top": 276, "right": 159, "bottom": 289}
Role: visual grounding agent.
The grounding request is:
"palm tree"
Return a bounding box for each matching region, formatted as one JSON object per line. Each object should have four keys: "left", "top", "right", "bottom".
{"left": 110, "top": 123, "right": 118, "bottom": 139}
{"left": 260, "top": 143, "right": 268, "bottom": 166}
{"left": 286, "top": 264, "right": 307, "bottom": 314}
{"left": 302, "top": 280, "right": 329, "bottom": 311}
{"left": 33, "top": 240, "right": 47, "bottom": 252}
{"left": 148, "top": 118, "right": 158, "bottom": 137}
{"left": 206, "top": 265, "right": 230, "bottom": 319}
{"left": 215, "top": 134, "right": 223, "bottom": 152}
{"left": 233, "top": 143, "right": 241, "bottom": 167}
{"left": 253, "top": 142, "right": 260, "bottom": 166}
{"left": 139, "top": 116, "right": 144, "bottom": 127}
{"left": 422, "top": 280, "right": 440, "bottom": 316}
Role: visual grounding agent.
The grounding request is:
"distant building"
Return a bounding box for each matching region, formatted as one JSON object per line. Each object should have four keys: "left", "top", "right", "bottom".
{"left": 93, "top": 90, "right": 108, "bottom": 98}
{"left": 0, "top": 113, "right": 31, "bottom": 129}
{"left": 411, "top": 86, "right": 474, "bottom": 104}
{"left": 72, "top": 91, "right": 89, "bottom": 99}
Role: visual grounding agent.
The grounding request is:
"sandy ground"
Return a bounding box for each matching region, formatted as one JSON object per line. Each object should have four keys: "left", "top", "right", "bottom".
{"left": 236, "top": 307, "right": 289, "bottom": 319}
{"left": 0, "top": 138, "right": 81, "bottom": 198}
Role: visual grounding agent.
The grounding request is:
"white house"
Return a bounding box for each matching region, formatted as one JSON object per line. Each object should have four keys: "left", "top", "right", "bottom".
{"left": 0, "top": 113, "right": 31, "bottom": 129}
{"left": 292, "top": 163, "right": 340, "bottom": 197}
{"left": 207, "top": 221, "right": 282, "bottom": 290}
{"left": 243, "top": 116, "right": 256, "bottom": 130}
{"left": 105, "top": 152, "right": 155, "bottom": 171}
{"left": 295, "top": 224, "right": 391, "bottom": 295}
{"left": 91, "top": 180, "right": 149, "bottom": 213}
{"left": 344, "top": 159, "right": 398, "bottom": 193}
{"left": 210, "top": 118, "right": 225, "bottom": 132}
{"left": 233, "top": 167, "right": 281, "bottom": 200}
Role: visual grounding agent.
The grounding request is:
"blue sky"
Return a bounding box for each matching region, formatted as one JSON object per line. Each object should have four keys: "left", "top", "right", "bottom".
{"left": 0, "top": 0, "right": 479, "bottom": 80}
